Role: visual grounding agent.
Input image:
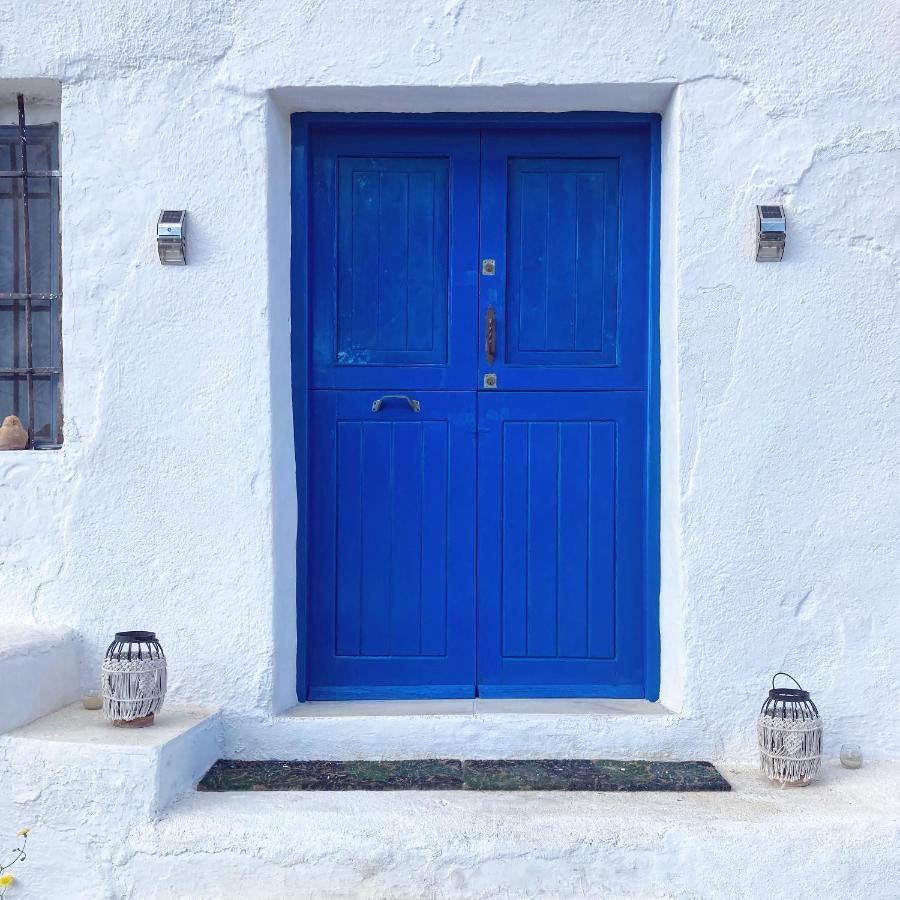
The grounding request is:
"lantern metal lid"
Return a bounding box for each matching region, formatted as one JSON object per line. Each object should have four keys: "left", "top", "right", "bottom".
{"left": 761, "top": 673, "right": 819, "bottom": 719}
{"left": 105, "top": 631, "right": 165, "bottom": 661}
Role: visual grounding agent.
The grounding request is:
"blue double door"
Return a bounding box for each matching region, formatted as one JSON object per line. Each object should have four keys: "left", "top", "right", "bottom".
{"left": 304, "top": 119, "right": 654, "bottom": 700}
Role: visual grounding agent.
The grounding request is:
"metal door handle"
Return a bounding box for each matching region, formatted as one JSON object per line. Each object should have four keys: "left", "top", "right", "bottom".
{"left": 371, "top": 395, "right": 421, "bottom": 413}
{"left": 485, "top": 304, "right": 496, "bottom": 365}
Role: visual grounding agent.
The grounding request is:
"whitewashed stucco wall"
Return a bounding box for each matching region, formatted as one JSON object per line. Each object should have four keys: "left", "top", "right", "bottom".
{"left": 0, "top": 0, "right": 898, "bottom": 761}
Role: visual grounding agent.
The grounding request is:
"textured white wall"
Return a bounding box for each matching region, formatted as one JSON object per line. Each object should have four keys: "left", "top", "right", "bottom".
{"left": 0, "top": 0, "right": 897, "bottom": 761}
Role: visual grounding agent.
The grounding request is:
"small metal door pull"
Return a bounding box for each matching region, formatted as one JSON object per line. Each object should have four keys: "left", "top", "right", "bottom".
{"left": 485, "top": 304, "right": 496, "bottom": 365}
{"left": 371, "top": 395, "right": 421, "bottom": 413}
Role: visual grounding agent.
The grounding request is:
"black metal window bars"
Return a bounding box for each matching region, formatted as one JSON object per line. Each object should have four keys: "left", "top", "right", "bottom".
{"left": 0, "top": 94, "right": 62, "bottom": 447}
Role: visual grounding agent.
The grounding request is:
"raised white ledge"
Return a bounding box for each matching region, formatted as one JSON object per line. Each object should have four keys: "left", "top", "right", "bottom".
{"left": 0, "top": 624, "right": 80, "bottom": 734}
{"left": 228, "top": 699, "right": 686, "bottom": 761}
{"left": 11, "top": 701, "right": 217, "bottom": 749}
{"left": 2, "top": 703, "right": 222, "bottom": 816}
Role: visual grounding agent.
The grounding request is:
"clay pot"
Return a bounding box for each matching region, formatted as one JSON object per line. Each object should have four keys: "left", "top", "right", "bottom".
{"left": 0, "top": 415, "right": 28, "bottom": 450}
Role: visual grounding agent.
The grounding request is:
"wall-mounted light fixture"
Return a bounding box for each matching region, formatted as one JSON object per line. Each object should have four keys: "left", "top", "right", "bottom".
{"left": 157, "top": 210, "right": 187, "bottom": 265}
{"left": 756, "top": 205, "right": 786, "bottom": 262}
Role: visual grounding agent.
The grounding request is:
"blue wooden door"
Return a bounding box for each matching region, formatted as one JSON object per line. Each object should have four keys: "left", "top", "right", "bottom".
{"left": 301, "top": 118, "right": 655, "bottom": 700}
{"left": 306, "top": 127, "right": 480, "bottom": 698}
{"left": 473, "top": 129, "right": 652, "bottom": 696}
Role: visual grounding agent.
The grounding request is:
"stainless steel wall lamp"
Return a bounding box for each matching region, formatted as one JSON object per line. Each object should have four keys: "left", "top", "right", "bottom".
{"left": 157, "top": 210, "right": 187, "bottom": 265}
{"left": 756, "top": 205, "right": 786, "bottom": 261}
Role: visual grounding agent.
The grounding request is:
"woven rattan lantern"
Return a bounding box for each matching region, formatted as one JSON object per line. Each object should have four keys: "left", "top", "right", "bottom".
{"left": 757, "top": 672, "right": 822, "bottom": 785}
{"left": 101, "top": 631, "right": 167, "bottom": 727}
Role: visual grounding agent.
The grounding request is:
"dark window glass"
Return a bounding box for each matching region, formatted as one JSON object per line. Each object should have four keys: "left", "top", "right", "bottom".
{"left": 0, "top": 121, "right": 61, "bottom": 446}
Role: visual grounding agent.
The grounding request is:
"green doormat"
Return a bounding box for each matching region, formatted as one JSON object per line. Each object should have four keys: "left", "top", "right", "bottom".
{"left": 198, "top": 759, "right": 730, "bottom": 792}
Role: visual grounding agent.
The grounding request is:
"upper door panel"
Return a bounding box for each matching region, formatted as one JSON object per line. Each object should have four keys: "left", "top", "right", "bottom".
{"left": 479, "top": 128, "right": 652, "bottom": 391}
{"left": 310, "top": 128, "right": 480, "bottom": 390}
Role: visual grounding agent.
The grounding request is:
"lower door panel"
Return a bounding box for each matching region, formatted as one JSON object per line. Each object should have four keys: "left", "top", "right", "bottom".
{"left": 307, "top": 390, "right": 476, "bottom": 699}
{"left": 476, "top": 392, "right": 646, "bottom": 697}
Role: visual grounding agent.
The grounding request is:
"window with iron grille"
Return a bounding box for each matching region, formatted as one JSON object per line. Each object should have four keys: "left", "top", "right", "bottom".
{"left": 0, "top": 95, "right": 62, "bottom": 448}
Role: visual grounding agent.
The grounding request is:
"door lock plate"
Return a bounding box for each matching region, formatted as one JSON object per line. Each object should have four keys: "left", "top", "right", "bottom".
{"left": 482, "top": 258, "right": 496, "bottom": 276}
{"left": 483, "top": 373, "right": 498, "bottom": 389}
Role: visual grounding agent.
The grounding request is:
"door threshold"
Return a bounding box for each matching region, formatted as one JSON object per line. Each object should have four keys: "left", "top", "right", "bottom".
{"left": 286, "top": 698, "right": 670, "bottom": 719}
{"left": 475, "top": 698, "right": 668, "bottom": 716}
{"left": 288, "top": 699, "right": 475, "bottom": 718}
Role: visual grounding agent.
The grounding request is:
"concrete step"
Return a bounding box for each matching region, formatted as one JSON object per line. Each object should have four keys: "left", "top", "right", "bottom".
{"left": 0, "top": 624, "right": 80, "bottom": 733}
{"left": 2, "top": 702, "right": 896, "bottom": 898}
{"left": 225, "top": 698, "right": 718, "bottom": 761}
{"left": 0, "top": 702, "right": 222, "bottom": 819}
{"left": 121, "top": 763, "right": 898, "bottom": 899}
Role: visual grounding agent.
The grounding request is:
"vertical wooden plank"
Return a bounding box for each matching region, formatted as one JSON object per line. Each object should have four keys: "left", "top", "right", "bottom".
{"left": 500, "top": 164, "right": 519, "bottom": 365}
{"left": 348, "top": 169, "right": 379, "bottom": 353}
{"left": 430, "top": 165, "right": 450, "bottom": 365}
{"left": 557, "top": 421, "right": 590, "bottom": 658}
{"left": 517, "top": 171, "right": 550, "bottom": 351}
{"left": 406, "top": 171, "right": 435, "bottom": 352}
{"left": 501, "top": 422, "right": 528, "bottom": 657}
{"left": 475, "top": 393, "right": 502, "bottom": 685}
{"left": 601, "top": 165, "right": 620, "bottom": 351}
{"left": 546, "top": 172, "right": 578, "bottom": 351}
{"left": 389, "top": 421, "right": 424, "bottom": 655}
{"left": 588, "top": 421, "right": 616, "bottom": 658}
{"left": 526, "top": 422, "right": 559, "bottom": 657}
{"left": 377, "top": 171, "right": 409, "bottom": 350}
{"left": 574, "top": 172, "right": 606, "bottom": 353}
{"left": 335, "top": 162, "right": 353, "bottom": 361}
{"left": 445, "top": 399, "right": 477, "bottom": 682}
{"left": 307, "top": 391, "right": 339, "bottom": 695}
{"left": 335, "top": 421, "right": 363, "bottom": 656}
{"left": 420, "top": 420, "right": 449, "bottom": 656}
{"left": 359, "top": 421, "right": 393, "bottom": 655}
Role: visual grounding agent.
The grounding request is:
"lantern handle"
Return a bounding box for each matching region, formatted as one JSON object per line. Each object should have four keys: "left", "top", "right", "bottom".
{"left": 772, "top": 672, "right": 804, "bottom": 691}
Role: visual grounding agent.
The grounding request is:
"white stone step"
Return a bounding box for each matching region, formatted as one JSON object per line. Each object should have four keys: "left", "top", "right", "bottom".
{"left": 0, "top": 624, "right": 80, "bottom": 733}
{"left": 0, "top": 702, "right": 222, "bottom": 819}
{"left": 118, "top": 763, "right": 898, "bottom": 899}
{"left": 226, "top": 698, "right": 716, "bottom": 761}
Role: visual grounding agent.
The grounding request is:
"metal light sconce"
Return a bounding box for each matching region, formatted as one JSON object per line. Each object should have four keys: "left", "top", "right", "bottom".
{"left": 157, "top": 210, "right": 187, "bottom": 265}
{"left": 756, "top": 204, "right": 786, "bottom": 261}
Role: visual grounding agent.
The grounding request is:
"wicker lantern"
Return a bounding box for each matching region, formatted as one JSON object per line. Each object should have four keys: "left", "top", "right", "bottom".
{"left": 101, "top": 631, "right": 167, "bottom": 727}
{"left": 757, "top": 672, "right": 823, "bottom": 785}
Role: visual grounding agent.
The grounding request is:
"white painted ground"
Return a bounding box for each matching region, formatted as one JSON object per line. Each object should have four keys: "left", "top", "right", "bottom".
{"left": 5, "top": 760, "right": 898, "bottom": 899}
{"left": 134, "top": 764, "right": 898, "bottom": 900}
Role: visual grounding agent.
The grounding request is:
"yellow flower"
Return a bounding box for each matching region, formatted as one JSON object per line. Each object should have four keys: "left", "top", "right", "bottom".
{"left": 0, "top": 873, "right": 14, "bottom": 887}
{"left": 16, "top": 827, "right": 30, "bottom": 836}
